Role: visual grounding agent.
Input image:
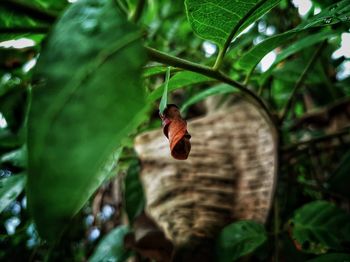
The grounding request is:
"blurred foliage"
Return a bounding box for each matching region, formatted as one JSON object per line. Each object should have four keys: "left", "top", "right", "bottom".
{"left": 0, "top": 0, "right": 349, "bottom": 261}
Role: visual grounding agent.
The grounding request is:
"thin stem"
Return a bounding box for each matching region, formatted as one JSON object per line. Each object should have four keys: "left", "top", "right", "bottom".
{"left": 146, "top": 46, "right": 276, "bottom": 125}
{"left": 0, "top": 26, "right": 49, "bottom": 34}
{"left": 280, "top": 41, "right": 326, "bottom": 123}
{"left": 132, "top": 0, "right": 146, "bottom": 23}
{"left": 0, "top": 0, "right": 57, "bottom": 23}
{"left": 213, "top": 0, "right": 268, "bottom": 70}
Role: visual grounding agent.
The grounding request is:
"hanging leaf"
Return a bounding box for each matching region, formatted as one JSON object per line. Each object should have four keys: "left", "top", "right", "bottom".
{"left": 291, "top": 201, "right": 350, "bottom": 254}
{"left": 185, "top": 0, "right": 280, "bottom": 48}
{"left": 160, "top": 104, "right": 191, "bottom": 160}
{"left": 216, "top": 220, "right": 267, "bottom": 262}
{"left": 0, "top": 174, "right": 26, "bottom": 213}
{"left": 159, "top": 67, "right": 171, "bottom": 115}
{"left": 236, "top": 0, "right": 350, "bottom": 72}
{"left": 89, "top": 225, "right": 131, "bottom": 262}
{"left": 27, "top": 0, "right": 146, "bottom": 242}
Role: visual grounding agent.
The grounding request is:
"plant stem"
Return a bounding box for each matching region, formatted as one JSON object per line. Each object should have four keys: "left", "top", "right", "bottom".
{"left": 279, "top": 41, "right": 326, "bottom": 123}
{"left": 212, "top": 0, "right": 269, "bottom": 70}
{"left": 132, "top": 0, "right": 146, "bottom": 23}
{"left": 146, "top": 46, "right": 276, "bottom": 124}
{"left": 0, "top": 0, "right": 57, "bottom": 23}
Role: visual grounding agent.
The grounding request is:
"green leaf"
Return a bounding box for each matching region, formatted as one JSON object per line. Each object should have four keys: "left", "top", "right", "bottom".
{"left": 185, "top": 0, "right": 281, "bottom": 48}
{"left": 159, "top": 67, "right": 170, "bottom": 114}
{"left": 180, "top": 83, "right": 237, "bottom": 112}
{"left": 123, "top": 160, "right": 145, "bottom": 222}
{"left": 0, "top": 174, "right": 26, "bottom": 213}
{"left": 291, "top": 201, "right": 350, "bottom": 254}
{"left": 143, "top": 66, "right": 168, "bottom": 78}
{"left": 1, "top": 146, "right": 27, "bottom": 168}
{"left": 307, "top": 253, "right": 350, "bottom": 262}
{"left": 236, "top": 0, "right": 350, "bottom": 72}
{"left": 89, "top": 225, "right": 130, "bottom": 262}
{"left": 328, "top": 150, "right": 350, "bottom": 199}
{"left": 147, "top": 71, "right": 213, "bottom": 102}
{"left": 216, "top": 220, "right": 267, "bottom": 262}
{"left": 27, "top": 0, "right": 146, "bottom": 242}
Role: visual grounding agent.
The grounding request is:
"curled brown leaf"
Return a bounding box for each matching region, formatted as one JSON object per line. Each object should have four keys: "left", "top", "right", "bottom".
{"left": 160, "top": 104, "right": 191, "bottom": 160}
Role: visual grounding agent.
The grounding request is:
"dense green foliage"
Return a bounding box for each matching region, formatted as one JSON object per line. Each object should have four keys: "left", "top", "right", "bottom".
{"left": 0, "top": 0, "right": 349, "bottom": 261}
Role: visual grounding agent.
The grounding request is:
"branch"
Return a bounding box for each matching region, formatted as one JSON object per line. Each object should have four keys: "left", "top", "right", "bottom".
{"left": 279, "top": 41, "right": 326, "bottom": 123}
{"left": 213, "top": 0, "right": 269, "bottom": 70}
{"left": 132, "top": 0, "right": 146, "bottom": 23}
{"left": 282, "top": 129, "right": 350, "bottom": 153}
{"left": 146, "top": 46, "right": 276, "bottom": 125}
{"left": 0, "top": 0, "right": 57, "bottom": 23}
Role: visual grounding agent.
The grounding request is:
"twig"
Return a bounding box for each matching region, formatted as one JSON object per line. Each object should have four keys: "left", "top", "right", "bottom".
{"left": 213, "top": 0, "right": 269, "bottom": 70}
{"left": 146, "top": 46, "right": 276, "bottom": 125}
{"left": 282, "top": 129, "right": 350, "bottom": 153}
{"left": 132, "top": 0, "right": 146, "bottom": 23}
{"left": 0, "top": 0, "right": 57, "bottom": 23}
{"left": 280, "top": 41, "right": 326, "bottom": 123}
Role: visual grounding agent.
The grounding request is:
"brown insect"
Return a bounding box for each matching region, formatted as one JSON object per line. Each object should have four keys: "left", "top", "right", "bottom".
{"left": 160, "top": 104, "right": 191, "bottom": 160}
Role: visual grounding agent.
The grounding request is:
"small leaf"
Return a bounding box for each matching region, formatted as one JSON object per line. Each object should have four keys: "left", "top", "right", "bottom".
{"left": 159, "top": 67, "right": 171, "bottom": 115}
{"left": 161, "top": 105, "right": 191, "bottom": 160}
{"left": 181, "top": 84, "right": 237, "bottom": 112}
{"left": 291, "top": 201, "right": 350, "bottom": 254}
{"left": 185, "top": 0, "right": 280, "bottom": 48}
{"left": 147, "top": 71, "right": 213, "bottom": 102}
{"left": 1, "top": 146, "right": 27, "bottom": 168}
{"left": 89, "top": 225, "right": 130, "bottom": 262}
{"left": 216, "top": 220, "right": 267, "bottom": 262}
{"left": 124, "top": 160, "right": 145, "bottom": 222}
{"left": 0, "top": 174, "right": 26, "bottom": 213}
{"left": 306, "top": 253, "right": 350, "bottom": 262}
{"left": 27, "top": 0, "right": 146, "bottom": 242}
{"left": 236, "top": 0, "right": 350, "bottom": 72}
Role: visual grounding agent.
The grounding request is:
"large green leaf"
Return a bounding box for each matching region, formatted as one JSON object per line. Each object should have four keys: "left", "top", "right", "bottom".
{"left": 147, "top": 71, "right": 213, "bottom": 102}
{"left": 291, "top": 201, "right": 350, "bottom": 254}
{"left": 328, "top": 150, "right": 350, "bottom": 199}
{"left": 180, "top": 83, "right": 237, "bottom": 112}
{"left": 185, "top": 0, "right": 280, "bottom": 48}
{"left": 89, "top": 225, "right": 130, "bottom": 262}
{"left": 27, "top": 0, "right": 146, "bottom": 242}
{"left": 307, "top": 253, "right": 350, "bottom": 262}
{"left": 236, "top": 0, "right": 350, "bottom": 72}
{"left": 216, "top": 220, "right": 267, "bottom": 262}
{"left": 0, "top": 174, "right": 26, "bottom": 213}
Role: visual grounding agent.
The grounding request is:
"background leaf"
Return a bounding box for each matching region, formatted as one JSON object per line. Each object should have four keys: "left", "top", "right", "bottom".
{"left": 89, "top": 225, "right": 130, "bottom": 262}
{"left": 123, "top": 160, "right": 145, "bottom": 222}
{"left": 185, "top": 0, "right": 280, "bottom": 48}
{"left": 27, "top": 0, "right": 146, "bottom": 242}
{"left": 291, "top": 201, "right": 350, "bottom": 254}
{"left": 236, "top": 0, "right": 350, "bottom": 72}
{"left": 147, "top": 71, "right": 213, "bottom": 102}
{"left": 306, "top": 253, "right": 350, "bottom": 262}
{"left": 328, "top": 150, "right": 350, "bottom": 199}
{"left": 216, "top": 220, "right": 267, "bottom": 262}
{"left": 180, "top": 83, "right": 237, "bottom": 112}
{"left": 0, "top": 174, "right": 26, "bottom": 213}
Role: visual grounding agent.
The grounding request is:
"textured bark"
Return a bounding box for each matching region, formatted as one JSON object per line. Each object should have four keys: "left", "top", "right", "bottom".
{"left": 134, "top": 98, "right": 278, "bottom": 257}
